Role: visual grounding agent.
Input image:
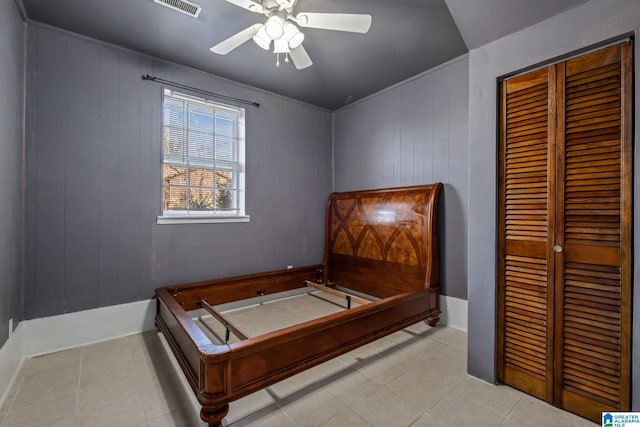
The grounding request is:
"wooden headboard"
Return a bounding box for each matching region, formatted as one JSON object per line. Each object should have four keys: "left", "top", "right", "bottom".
{"left": 323, "top": 184, "right": 442, "bottom": 298}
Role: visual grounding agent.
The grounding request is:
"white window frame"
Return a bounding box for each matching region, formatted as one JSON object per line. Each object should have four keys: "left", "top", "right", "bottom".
{"left": 157, "top": 88, "right": 249, "bottom": 224}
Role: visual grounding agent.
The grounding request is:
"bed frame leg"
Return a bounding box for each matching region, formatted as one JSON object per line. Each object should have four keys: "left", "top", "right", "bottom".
{"left": 428, "top": 317, "right": 440, "bottom": 327}
{"left": 200, "top": 404, "right": 229, "bottom": 427}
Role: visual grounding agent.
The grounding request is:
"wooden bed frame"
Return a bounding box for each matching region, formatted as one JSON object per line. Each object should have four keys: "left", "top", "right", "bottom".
{"left": 155, "top": 183, "right": 443, "bottom": 426}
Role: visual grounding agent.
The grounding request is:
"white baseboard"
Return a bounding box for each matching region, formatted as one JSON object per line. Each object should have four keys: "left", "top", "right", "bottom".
{"left": 440, "top": 295, "right": 468, "bottom": 332}
{"left": 22, "top": 299, "right": 157, "bottom": 357}
{"left": 0, "top": 299, "right": 157, "bottom": 409}
{"left": 0, "top": 322, "right": 25, "bottom": 409}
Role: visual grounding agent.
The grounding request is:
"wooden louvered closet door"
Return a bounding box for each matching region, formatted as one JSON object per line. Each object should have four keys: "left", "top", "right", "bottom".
{"left": 498, "top": 66, "right": 555, "bottom": 402}
{"left": 498, "top": 41, "right": 632, "bottom": 422}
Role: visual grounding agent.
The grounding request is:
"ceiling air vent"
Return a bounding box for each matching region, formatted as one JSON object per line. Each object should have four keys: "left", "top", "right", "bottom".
{"left": 153, "top": 0, "right": 202, "bottom": 18}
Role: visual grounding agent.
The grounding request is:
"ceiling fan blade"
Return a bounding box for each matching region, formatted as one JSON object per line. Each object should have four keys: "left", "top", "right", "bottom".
{"left": 222, "top": 0, "right": 264, "bottom": 13}
{"left": 289, "top": 45, "right": 313, "bottom": 70}
{"left": 295, "top": 13, "right": 372, "bottom": 33}
{"left": 210, "top": 24, "right": 262, "bottom": 55}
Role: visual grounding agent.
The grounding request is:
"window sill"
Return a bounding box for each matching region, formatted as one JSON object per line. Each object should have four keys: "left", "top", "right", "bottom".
{"left": 157, "top": 215, "right": 251, "bottom": 225}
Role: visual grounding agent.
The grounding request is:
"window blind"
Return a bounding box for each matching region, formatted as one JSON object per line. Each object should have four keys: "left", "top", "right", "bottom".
{"left": 162, "top": 88, "right": 245, "bottom": 216}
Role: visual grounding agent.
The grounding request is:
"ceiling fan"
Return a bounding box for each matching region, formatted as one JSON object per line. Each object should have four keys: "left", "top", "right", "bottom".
{"left": 210, "top": 0, "right": 372, "bottom": 70}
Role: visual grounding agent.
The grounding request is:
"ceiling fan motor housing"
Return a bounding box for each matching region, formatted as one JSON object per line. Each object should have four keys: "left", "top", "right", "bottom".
{"left": 275, "top": 0, "right": 296, "bottom": 8}
{"left": 262, "top": 0, "right": 296, "bottom": 12}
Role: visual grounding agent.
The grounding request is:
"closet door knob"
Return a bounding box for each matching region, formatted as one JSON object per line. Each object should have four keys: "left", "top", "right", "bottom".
{"left": 553, "top": 245, "right": 563, "bottom": 253}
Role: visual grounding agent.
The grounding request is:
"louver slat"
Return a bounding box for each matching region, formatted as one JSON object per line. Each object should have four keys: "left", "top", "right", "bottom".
{"left": 498, "top": 67, "right": 552, "bottom": 400}
{"left": 556, "top": 43, "right": 630, "bottom": 421}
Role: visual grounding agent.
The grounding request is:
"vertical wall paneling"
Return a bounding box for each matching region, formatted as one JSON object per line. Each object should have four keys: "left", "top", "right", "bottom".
{"left": 432, "top": 69, "right": 450, "bottom": 184}
{"left": 383, "top": 91, "right": 395, "bottom": 186}
{"left": 64, "top": 37, "right": 101, "bottom": 312}
{"left": 392, "top": 88, "right": 402, "bottom": 185}
{"left": 332, "top": 56, "right": 469, "bottom": 299}
{"left": 24, "top": 27, "right": 36, "bottom": 322}
{"left": 33, "top": 28, "right": 67, "bottom": 317}
{"left": 25, "top": 26, "right": 332, "bottom": 318}
{"left": 116, "top": 52, "right": 143, "bottom": 303}
{"left": 412, "top": 79, "right": 427, "bottom": 185}
{"left": 0, "top": 0, "right": 25, "bottom": 344}
{"left": 446, "top": 61, "right": 471, "bottom": 294}
{"left": 399, "top": 84, "right": 412, "bottom": 186}
{"left": 138, "top": 58, "right": 154, "bottom": 301}
{"left": 98, "top": 47, "right": 120, "bottom": 307}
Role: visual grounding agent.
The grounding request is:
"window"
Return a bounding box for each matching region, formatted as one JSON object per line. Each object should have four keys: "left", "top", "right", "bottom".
{"left": 159, "top": 88, "right": 248, "bottom": 224}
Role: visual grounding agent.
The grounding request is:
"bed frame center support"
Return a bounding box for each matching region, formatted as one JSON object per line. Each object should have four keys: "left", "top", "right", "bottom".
{"left": 304, "top": 281, "right": 371, "bottom": 308}
{"left": 200, "top": 300, "right": 249, "bottom": 341}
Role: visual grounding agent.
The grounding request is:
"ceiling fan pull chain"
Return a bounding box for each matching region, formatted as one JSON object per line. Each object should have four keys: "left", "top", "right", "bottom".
{"left": 276, "top": 53, "right": 280, "bottom": 67}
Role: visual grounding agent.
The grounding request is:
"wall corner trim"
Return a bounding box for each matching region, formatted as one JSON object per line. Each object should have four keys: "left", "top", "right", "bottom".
{"left": 13, "top": 0, "right": 28, "bottom": 22}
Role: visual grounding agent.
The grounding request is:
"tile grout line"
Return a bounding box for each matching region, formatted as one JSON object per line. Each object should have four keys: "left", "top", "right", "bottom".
{"left": 127, "top": 337, "right": 148, "bottom": 423}
{"left": 498, "top": 393, "right": 525, "bottom": 426}
{"left": 281, "top": 407, "right": 298, "bottom": 427}
{"left": 407, "top": 409, "right": 430, "bottom": 427}
{"left": 74, "top": 346, "right": 84, "bottom": 419}
{"left": 446, "top": 376, "right": 519, "bottom": 425}
{"left": 429, "top": 373, "right": 468, "bottom": 411}
{"left": 127, "top": 337, "right": 154, "bottom": 426}
{"left": 328, "top": 406, "right": 374, "bottom": 427}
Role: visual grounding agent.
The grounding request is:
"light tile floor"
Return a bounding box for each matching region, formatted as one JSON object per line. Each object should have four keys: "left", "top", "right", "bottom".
{"left": 0, "top": 323, "right": 599, "bottom": 427}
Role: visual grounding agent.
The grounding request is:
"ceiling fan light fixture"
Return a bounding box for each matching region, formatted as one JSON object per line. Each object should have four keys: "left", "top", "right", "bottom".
{"left": 265, "top": 13, "right": 285, "bottom": 40}
{"left": 252, "top": 25, "right": 271, "bottom": 50}
{"left": 212, "top": 0, "right": 373, "bottom": 71}
{"left": 284, "top": 21, "right": 304, "bottom": 49}
{"left": 273, "top": 37, "right": 290, "bottom": 54}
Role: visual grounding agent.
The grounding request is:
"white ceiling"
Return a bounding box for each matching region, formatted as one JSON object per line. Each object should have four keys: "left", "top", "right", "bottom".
{"left": 20, "top": 0, "right": 590, "bottom": 110}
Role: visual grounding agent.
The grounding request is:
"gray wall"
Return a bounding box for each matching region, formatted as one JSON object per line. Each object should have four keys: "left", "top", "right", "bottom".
{"left": 24, "top": 25, "right": 332, "bottom": 319}
{"left": 333, "top": 56, "right": 469, "bottom": 299}
{"left": 466, "top": 0, "right": 640, "bottom": 409}
{"left": 0, "top": 1, "right": 25, "bottom": 347}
